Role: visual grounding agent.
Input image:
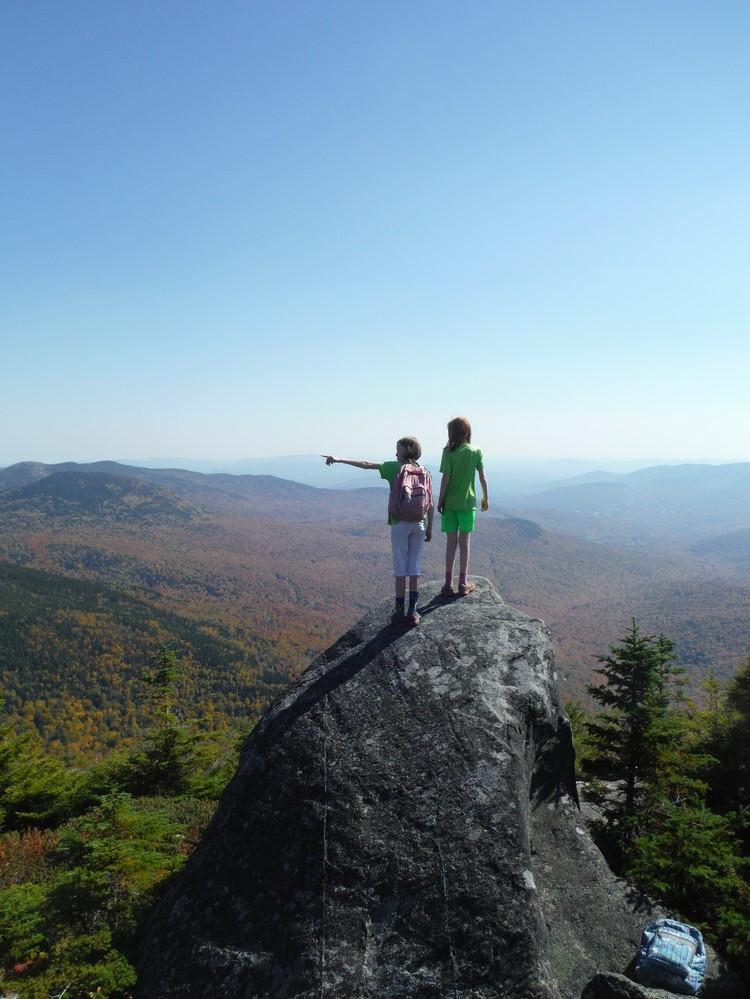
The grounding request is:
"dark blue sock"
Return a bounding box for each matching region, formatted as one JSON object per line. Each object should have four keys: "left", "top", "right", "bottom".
{"left": 408, "top": 590, "right": 419, "bottom": 613}
{"left": 395, "top": 596, "right": 405, "bottom": 613}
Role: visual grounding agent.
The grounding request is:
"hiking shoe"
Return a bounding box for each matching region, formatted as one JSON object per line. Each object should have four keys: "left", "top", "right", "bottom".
{"left": 391, "top": 611, "right": 406, "bottom": 626}
{"left": 440, "top": 583, "right": 456, "bottom": 599}
{"left": 406, "top": 610, "right": 421, "bottom": 627}
{"left": 457, "top": 581, "right": 476, "bottom": 597}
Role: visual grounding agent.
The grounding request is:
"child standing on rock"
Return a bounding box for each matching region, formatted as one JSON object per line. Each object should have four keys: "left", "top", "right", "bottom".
{"left": 323, "top": 438, "right": 433, "bottom": 627}
{"left": 437, "top": 416, "right": 488, "bottom": 597}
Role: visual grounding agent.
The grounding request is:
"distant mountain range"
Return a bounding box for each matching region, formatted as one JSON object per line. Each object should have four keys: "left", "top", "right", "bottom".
{"left": 1, "top": 457, "right": 749, "bottom": 753}
{"left": 7, "top": 454, "right": 729, "bottom": 492}
{"left": 5, "top": 457, "right": 749, "bottom": 546}
{"left": 500, "top": 461, "right": 750, "bottom": 546}
{"left": 0, "top": 460, "right": 385, "bottom": 520}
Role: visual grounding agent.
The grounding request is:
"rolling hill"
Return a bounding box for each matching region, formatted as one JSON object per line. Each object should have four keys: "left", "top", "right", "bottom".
{"left": 500, "top": 461, "right": 750, "bottom": 547}
{"left": 690, "top": 528, "right": 750, "bottom": 575}
{"left": 0, "top": 471, "right": 202, "bottom": 523}
{"left": 0, "top": 460, "right": 387, "bottom": 520}
{"left": 1, "top": 460, "right": 750, "bottom": 753}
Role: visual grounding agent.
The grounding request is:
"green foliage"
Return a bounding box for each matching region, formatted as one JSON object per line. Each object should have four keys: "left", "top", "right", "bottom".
{"left": 0, "top": 882, "right": 46, "bottom": 969}
{"left": 106, "top": 649, "right": 197, "bottom": 798}
{"left": 6, "top": 928, "right": 138, "bottom": 999}
{"left": 703, "top": 656, "right": 750, "bottom": 815}
{"left": 0, "top": 707, "right": 71, "bottom": 831}
{"left": 564, "top": 698, "right": 595, "bottom": 771}
{"left": 186, "top": 725, "right": 244, "bottom": 799}
{"left": 0, "top": 794, "right": 192, "bottom": 997}
{"left": 50, "top": 793, "right": 184, "bottom": 937}
{"left": 629, "top": 803, "right": 750, "bottom": 981}
{"left": 629, "top": 805, "right": 748, "bottom": 924}
{"left": 0, "top": 646, "right": 224, "bottom": 997}
{"left": 585, "top": 622, "right": 684, "bottom": 860}
{"left": 586, "top": 630, "right": 750, "bottom": 985}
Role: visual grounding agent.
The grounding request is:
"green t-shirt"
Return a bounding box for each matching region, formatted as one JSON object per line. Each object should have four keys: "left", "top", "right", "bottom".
{"left": 439, "top": 443, "right": 484, "bottom": 510}
{"left": 379, "top": 460, "right": 403, "bottom": 525}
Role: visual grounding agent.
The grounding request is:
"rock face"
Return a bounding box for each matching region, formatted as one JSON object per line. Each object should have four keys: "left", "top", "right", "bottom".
{"left": 137, "top": 579, "right": 740, "bottom": 998}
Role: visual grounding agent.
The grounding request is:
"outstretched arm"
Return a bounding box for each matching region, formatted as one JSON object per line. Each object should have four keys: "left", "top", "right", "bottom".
{"left": 322, "top": 455, "right": 380, "bottom": 470}
{"left": 478, "top": 467, "right": 489, "bottom": 511}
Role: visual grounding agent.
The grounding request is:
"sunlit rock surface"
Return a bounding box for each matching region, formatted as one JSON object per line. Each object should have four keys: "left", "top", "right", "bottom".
{"left": 137, "top": 579, "right": 741, "bottom": 998}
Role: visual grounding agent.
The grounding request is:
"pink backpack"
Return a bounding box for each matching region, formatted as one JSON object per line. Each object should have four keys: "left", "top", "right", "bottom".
{"left": 388, "top": 464, "right": 432, "bottom": 522}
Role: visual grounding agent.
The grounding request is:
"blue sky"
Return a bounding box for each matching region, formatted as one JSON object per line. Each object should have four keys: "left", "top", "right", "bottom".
{"left": 2, "top": 1, "right": 749, "bottom": 464}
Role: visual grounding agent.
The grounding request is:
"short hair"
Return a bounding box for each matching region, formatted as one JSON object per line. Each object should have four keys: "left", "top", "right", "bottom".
{"left": 446, "top": 416, "right": 472, "bottom": 451}
{"left": 397, "top": 436, "right": 422, "bottom": 461}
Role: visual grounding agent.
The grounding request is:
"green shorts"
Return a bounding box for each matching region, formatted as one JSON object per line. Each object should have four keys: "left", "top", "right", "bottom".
{"left": 441, "top": 509, "right": 476, "bottom": 533}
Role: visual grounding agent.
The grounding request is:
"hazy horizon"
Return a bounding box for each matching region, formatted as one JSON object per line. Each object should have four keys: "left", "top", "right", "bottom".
{"left": 3, "top": 452, "right": 748, "bottom": 496}
{"left": 3, "top": 452, "right": 749, "bottom": 469}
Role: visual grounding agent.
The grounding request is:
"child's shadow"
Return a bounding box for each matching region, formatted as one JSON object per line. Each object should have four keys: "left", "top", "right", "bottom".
{"left": 257, "top": 595, "right": 453, "bottom": 746}
{"left": 414, "top": 595, "right": 445, "bottom": 620}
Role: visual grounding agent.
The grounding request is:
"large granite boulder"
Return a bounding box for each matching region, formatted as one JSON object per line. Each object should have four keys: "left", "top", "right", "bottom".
{"left": 137, "top": 579, "right": 741, "bottom": 998}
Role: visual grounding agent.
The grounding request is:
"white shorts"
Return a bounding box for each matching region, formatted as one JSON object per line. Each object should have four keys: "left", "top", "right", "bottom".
{"left": 390, "top": 520, "right": 425, "bottom": 577}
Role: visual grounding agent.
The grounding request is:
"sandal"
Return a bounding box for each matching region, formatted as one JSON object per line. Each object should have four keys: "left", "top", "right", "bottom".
{"left": 458, "top": 581, "right": 476, "bottom": 597}
{"left": 406, "top": 610, "right": 421, "bottom": 627}
{"left": 440, "top": 583, "right": 457, "bottom": 599}
{"left": 391, "top": 611, "right": 406, "bottom": 626}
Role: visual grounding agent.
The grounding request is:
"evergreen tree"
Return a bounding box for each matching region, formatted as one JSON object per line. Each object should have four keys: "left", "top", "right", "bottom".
{"left": 0, "top": 701, "right": 70, "bottom": 830}
{"left": 113, "top": 648, "right": 197, "bottom": 797}
{"left": 584, "top": 623, "right": 711, "bottom": 867}
{"left": 700, "top": 666, "right": 726, "bottom": 719}
{"left": 585, "top": 621, "right": 671, "bottom": 860}
{"left": 564, "top": 698, "right": 595, "bottom": 772}
{"left": 704, "top": 656, "right": 750, "bottom": 815}
{"left": 629, "top": 804, "right": 748, "bottom": 929}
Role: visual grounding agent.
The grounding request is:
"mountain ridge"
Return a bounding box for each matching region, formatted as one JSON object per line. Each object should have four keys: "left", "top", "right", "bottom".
{"left": 0, "top": 470, "right": 203, "bottom": 523}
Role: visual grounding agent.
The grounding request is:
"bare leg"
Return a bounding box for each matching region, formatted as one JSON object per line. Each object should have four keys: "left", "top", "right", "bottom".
{"left": 457, "top": 532, "right": 475, "bottom": 594}
{"left": 409, "top": 574, "right": 420, "bottom": 595}
{"left": 458, "top": 532, "right": 471, "bottom": 578}
{"left": 395, "top": 576, "right": 406, "bottom": 599}
{"left": 445, "top": 532, "right": 458, "bottom": 578}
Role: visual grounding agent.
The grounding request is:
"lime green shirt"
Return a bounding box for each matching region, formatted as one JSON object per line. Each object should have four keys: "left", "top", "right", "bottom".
{"left": 440, "top": 443, "right": 484, "bottom": 510}
{"left": 379, "top": 460, "right": 404, "bottom": 525}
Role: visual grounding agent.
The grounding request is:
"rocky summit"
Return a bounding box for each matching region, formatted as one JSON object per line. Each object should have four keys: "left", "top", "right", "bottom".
{"left": 137, "top": 579, "right": 741, "bottom": 998}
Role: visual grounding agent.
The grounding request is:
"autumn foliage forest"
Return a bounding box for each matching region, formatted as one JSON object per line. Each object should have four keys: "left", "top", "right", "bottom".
{"left": 2, "top": 461, "right": 750, "bottom": 758}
